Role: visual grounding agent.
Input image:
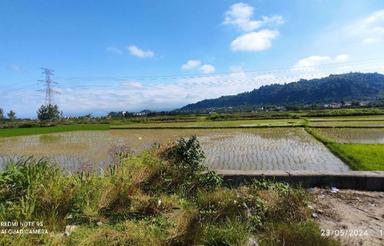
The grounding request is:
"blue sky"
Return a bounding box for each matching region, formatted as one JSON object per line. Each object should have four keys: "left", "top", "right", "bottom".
{"left": 1, "top": 0, "right": 384, "bottom": 117}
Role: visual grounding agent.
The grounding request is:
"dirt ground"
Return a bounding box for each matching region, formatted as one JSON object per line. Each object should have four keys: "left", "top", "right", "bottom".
{"left": 309, "top": 188, "right": 384, "bottom": 246}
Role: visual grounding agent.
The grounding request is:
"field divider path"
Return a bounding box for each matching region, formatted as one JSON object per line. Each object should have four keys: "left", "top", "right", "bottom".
{"left": 110, "top": 125, "right": 304, "bottom": 129}
{"left": 217, "top": 169, "right": 384, "bottom": 191}
{"left": 310, "top": 126, "right": 384, "bottom": 128}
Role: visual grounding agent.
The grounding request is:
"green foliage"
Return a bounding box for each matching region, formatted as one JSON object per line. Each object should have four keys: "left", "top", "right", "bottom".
{"left": 156, "top": 136, "right": 223, "bottom": 197}
{"left": 163, "top": 136, "right": 205, "bottom": 173}
{"left": 37, "top": 104, "right": 61, "bottom": 122}
{"left": 199, "top": 170, "right": 223, "bottom": 190}
{"left": 0, "top": 158, "right": 77, "bottom": 230}
{"left": 7, "top": 110, "right": 16, "bottom": 121}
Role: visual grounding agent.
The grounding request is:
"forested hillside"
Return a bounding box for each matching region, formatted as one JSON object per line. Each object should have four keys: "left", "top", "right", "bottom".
{"left": 180, "top": 73, "right": 384, "bottom": 111}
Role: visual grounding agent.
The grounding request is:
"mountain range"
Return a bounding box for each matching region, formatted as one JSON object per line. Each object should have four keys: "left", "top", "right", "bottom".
{"left": 179, "top": 72, "right": 384, "bottom": 112}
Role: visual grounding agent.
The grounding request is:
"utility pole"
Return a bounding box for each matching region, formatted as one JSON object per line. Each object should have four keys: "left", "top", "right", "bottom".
{"left": 39, "top": 68, "right": 59, "bottom": 105}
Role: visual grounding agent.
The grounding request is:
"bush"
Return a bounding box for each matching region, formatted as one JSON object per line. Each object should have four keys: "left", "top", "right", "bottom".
{"left": 160, "top": 136, "right": 205, "bottom": 174}
{"left": 157, "top": 136, "right": 222, "bottom": 197}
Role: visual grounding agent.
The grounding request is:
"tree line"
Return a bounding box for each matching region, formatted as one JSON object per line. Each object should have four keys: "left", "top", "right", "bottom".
{"left": 0, "top": 104, "right": 61, "bottom": 127}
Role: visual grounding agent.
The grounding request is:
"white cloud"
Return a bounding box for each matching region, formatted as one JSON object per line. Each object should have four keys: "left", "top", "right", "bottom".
{"left": 181, "top": 60, "right": 202, "bottom": 70}
{"left": 292, "top": 54, "right": 350, "bottom": 73}
{"left": 181, "top": 60, "right": 215, "bottom": 74}
{"left": 293, "top": 54, "right": 349, "bottom": 68}
{"left": 106, "top": 46, "right": 123, "bottom": 55}
{"left": 334, "top": 54, "right": 349, "bottom": 63}
{"left": 346, "top": 9, "right": 384, "bottom": 44}
{"left": 127, "top": 45, "right": 154, "bottom": 58}
{"left": 122, "top": 81, "right": 145, "bottom": 90}
{"left": 224, "top": 3, "right": 283, "bottom": 52}
{"left": 9, "top": 60, "right": 384, "bottom": 117}
{"left": 363, "top": 38, "right": 380, "bottom": 44}
{"left": 231, "top": 29, "right": 279, "bottom": 52}
{"left": 224, "top": 2, "right": 284, "bottom": 32}
{"left": 199, "top": 64, "right": 215, "bottom": 74}
{"left": 49, "top": 73, "right": 284, "bottom": 114}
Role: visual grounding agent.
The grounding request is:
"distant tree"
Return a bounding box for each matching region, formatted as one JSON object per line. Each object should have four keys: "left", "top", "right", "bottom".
{"left": 37, "top": 104, "right": 61, "bottom": 122}
{"left": 351, "top": 100, "right": 361, "bottom": 107}
{"left": 0, "top": 108, "right": 3, "bottom": 121}
{"left": 7, "top": 110, "right": 16, "bottom": 121}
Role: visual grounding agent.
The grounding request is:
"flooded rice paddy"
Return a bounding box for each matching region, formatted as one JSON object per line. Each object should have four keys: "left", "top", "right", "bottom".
{"left": 308, "top": 121, "right": 384, "bottom": 127}
{"left": 313, "top": 128, "right": 384, "bottom": 144}
{"left": 0, "top": 128, "right": 349, "bottom": 172}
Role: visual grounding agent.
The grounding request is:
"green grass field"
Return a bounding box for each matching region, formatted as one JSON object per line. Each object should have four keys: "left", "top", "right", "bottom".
{"left": 0, "top": 124, "right": 109, "bottom": 138}
{"left": 305, "top": 128, "right": 384, "bottom": 170}
{"left": 327, "top": 143, "right": 384, "bottom": 171}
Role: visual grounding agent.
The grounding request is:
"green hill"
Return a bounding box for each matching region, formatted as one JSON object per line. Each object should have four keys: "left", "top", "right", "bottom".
{"left": 179, "top": 72, "right": 384, "bottom": 112}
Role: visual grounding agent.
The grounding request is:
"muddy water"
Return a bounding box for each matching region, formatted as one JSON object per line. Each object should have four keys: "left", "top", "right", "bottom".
{"left": 314, "top": 128, "right": 384, "bottom": 144}
{"left": 0, "top": 128, "right": 350, "bottom": 172}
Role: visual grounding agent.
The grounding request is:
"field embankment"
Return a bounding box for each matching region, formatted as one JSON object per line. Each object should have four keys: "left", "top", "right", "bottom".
{"left": 110, "top": 118, "right": 304, "bottom": 129}
{"left": 0, "top": 124, "right": 109, "bottom": 138}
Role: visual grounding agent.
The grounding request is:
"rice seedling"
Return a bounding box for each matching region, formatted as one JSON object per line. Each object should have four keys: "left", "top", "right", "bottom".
{"left": 327, "top": 143, "right": 384, "bottom": 170}
{"left": 312, "top": 128, "right": 384, "bottom": 144}
{"left": 309, "top": 120, "right": 384, "bottom": 127}
{"left": 0, "top": 128, "right": 349, "bottom": 172}
{"left": 305, "top": 128, "right": 384, "bottom": 170}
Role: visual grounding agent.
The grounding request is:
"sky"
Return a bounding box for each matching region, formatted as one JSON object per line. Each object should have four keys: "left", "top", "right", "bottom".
{"left": 1, "top": 0, "right": 384, "bottom": 117}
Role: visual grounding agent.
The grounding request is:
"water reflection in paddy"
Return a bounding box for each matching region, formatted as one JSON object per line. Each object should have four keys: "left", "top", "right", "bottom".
{"left": 0, "top": 128, "right": 350, "bottom": 172}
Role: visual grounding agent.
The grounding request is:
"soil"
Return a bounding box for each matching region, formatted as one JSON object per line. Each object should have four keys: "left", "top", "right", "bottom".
{"left": 309, "top": 188, "right": 384, "bottom": 246}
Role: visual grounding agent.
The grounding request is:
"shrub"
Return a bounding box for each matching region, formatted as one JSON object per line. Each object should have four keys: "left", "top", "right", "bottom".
{"left": 157, "top": 136, "right": 222, "bottom": 197}
{"left": 160, "top": 136, "right": 205, "bottom": 174}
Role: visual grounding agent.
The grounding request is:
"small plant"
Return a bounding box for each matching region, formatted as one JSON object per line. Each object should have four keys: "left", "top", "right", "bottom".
{"left": 161, "top": 136, "right": 205, "bottom": 174}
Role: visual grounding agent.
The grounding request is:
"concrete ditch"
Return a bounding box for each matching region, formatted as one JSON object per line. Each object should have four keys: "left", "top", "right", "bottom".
{"left": 217, "top": 170, "right": 384, "bottom": 191}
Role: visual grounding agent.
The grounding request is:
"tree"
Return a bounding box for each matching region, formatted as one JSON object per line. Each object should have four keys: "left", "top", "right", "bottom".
{"left": 0, "top": 108, "right": 3, "bottom": 121}
{"left": 7, "top": 110, "right": 16, "bottom": 121}
{"left": 37, "top": 104, "right": 61, "bottom": 122}
{"left": 351, "top": 100, "right": 361, "bottom": 107}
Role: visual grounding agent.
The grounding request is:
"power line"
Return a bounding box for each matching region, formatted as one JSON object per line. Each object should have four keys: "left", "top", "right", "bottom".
{"left": 1, "top": 58, "right": 383, "bottom": 93}
{"left": 54, "top": 57, "right": 384, "bottom": 82}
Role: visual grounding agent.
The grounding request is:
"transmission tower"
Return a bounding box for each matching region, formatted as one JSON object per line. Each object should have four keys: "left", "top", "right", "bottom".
{"left": 39, "top": 68, "right": 59, "bottom": 105}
